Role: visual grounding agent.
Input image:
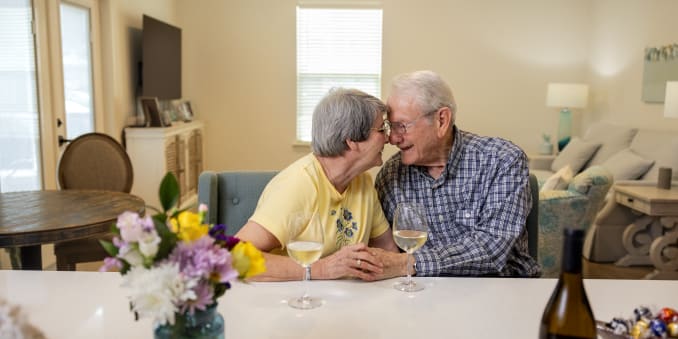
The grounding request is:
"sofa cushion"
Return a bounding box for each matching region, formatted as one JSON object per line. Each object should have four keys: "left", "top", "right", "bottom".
{"left": 583, "top": 123, "right": 638, "bottom": 166}
{"left": 541, "top": 165, "right": 573, "bottom": 191}
{"left": 551, "top": 137, "right": 601, "bottom": 173}
{"left": 629, "top": 130, "right": 678, "bottom": 181}
{"left": 601, "top": 148, "right": 654, "bottom": 180}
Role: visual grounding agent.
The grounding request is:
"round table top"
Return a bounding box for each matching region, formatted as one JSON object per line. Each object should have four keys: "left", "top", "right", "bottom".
{"left": 0, "top": 190, "right": 145, "bottom": 247}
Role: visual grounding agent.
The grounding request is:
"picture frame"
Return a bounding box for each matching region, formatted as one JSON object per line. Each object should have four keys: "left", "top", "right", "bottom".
{"left": 178, "top": 100, "right": 194, "bottom": 122}
{"left": 138, "top": 97, "right": 165, "bottom": 127}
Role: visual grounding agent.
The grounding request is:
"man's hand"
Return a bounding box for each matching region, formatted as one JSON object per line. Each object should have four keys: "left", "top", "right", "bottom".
{"left": 364, "top": 247, "right": 410, "bottom": 280}
{"left": 314, "top": 243, "right": 384, "bottom": 281}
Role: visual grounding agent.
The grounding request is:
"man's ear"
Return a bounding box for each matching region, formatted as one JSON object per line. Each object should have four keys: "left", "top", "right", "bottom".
{"left": 437, "top": 107, "right": 452, "bottom": 138}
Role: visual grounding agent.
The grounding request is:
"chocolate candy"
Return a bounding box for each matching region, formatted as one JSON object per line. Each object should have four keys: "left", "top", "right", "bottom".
{"left": 659, "top": 308, "right": 677, "bottom": 324}
{"left": 608, "top": 317, "right": 631, "bottom": 335}
{"left": 667, "top": 322, "right": 678, "bottom": 337}
{"left": 635, "top": 306, "right": 653, "bottom": 322}
{"left": 649, "top": 319, "right": 667, "bottom": 337}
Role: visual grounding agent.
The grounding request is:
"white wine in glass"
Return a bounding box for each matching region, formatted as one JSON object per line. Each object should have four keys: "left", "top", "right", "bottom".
{"left": 286, "top": 212, "right": 324, "bottom": 309}
{"left": 392, "top": 202, "right": 429, "bottom": 292}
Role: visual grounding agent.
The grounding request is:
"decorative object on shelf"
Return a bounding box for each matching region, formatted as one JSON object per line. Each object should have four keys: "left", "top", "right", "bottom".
{"left": 0, "top": 298, "right": 46, "bottom": 338}
{"left": 178, "top": 100, "right": 194, "bottom": 122}
{"left": 658, "top": 167, "right": 673, "bottom": 190}
{"left": 99, "top": 172, "right": 266, "bottom": 338}
{"left": 539, "top": 133, "right": 554, "bottom": 155}
{"left": 139, "top": 96, "right": 167, "bottom": 127}
{"left": 642, "top": 43, "right": 678, "bottom": 103}
{"left": 546, "top": 83, "right": 589, "bottom": 151}
{"left": 665, "top": 81, "right": 678, "bottom": 118}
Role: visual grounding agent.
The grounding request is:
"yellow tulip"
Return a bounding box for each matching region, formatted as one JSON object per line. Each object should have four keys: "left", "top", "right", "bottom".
{"left": 231, "top": 241, "right": 266, "bottom": 279}
{"left": 171, "top": 211, "right": 208, "bottom": 241}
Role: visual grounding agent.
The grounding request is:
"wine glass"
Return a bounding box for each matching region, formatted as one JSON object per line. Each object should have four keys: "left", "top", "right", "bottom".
{"left": 286, "top": 212, "right": 325, "bottom": 309}
{"left": 392, "top": 202, "right": 429, "bottom": 292}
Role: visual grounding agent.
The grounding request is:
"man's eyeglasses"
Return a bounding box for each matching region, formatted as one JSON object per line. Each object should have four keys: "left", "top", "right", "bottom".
{"left": 389, "top": 108, "right": 440, "bottom": 135}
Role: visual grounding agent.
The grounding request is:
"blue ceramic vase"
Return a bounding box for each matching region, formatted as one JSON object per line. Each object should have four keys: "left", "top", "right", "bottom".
{"left": 154, "top": 303, "right": 224, "bottom": 339}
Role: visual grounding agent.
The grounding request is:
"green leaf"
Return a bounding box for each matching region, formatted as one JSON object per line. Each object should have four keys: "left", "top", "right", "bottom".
{"left": 99, "top": 240, "right": 119, "bottom": 257}
{"left": 152, "top": 216, "right": 177, "bottom": 261}
{"left": 158, "top": 172, "right": 180, "bottom": 212}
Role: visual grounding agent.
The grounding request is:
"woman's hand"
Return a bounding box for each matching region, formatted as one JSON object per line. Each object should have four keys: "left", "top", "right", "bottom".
{"left": 314, "top": 243, "right": 384, "bottom": 281}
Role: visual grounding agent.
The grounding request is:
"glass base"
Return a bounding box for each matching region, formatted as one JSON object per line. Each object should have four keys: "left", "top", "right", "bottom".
{"left": 288, "top": 296, "right": 323, "bottom": 309}
{"left": 393, "top": 279, "right": 424, "bottom": 292}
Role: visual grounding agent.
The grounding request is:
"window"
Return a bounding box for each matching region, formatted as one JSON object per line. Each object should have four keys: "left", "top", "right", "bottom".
{"left": 296, "top": 5, "right": 383, "bottom": 142}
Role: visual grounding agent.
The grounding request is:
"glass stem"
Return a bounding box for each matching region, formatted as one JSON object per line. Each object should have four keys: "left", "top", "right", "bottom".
{"left": 301, "top": 265, "right": 311, "bottom": 303}
{"left": 406, "top": 253, "right": 412, "bottom": 285}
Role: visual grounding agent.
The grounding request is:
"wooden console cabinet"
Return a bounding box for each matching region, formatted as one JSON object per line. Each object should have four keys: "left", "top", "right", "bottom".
{"left": 125, "top": 121, "right": 204, "bottom": 209}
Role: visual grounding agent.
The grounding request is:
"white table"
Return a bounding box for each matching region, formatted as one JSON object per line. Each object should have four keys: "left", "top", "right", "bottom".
{"left": 2, "top": 271, "right": 678, "bottom": 339}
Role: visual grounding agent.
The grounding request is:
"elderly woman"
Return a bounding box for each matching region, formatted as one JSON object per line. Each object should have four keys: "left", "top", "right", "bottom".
{"left": 235, "top": 88, "right": 399, "bottom": 281}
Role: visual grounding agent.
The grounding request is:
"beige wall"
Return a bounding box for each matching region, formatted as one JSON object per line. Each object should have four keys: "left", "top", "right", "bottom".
{"left": 587, "top": 0, "right": 678, "bottom": 130}
{"left": 123, "top": 1, "right": 677, "bottom": 173}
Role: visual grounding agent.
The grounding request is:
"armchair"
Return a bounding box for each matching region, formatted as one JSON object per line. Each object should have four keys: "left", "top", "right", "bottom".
{"left": 538, "top": 165, "right": 613, "bottom": 277}
{"left": 197, "top": 171, "right": 278, "bottom": 235}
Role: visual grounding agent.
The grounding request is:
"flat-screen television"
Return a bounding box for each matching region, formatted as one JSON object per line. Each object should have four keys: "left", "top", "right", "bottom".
{"left": 142, "top": 15, "right": 181, "bottom": 99}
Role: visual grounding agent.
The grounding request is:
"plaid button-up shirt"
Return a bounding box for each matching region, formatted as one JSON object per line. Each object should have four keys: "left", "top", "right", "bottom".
{"left": 375, "top": 127, "right": 541, "bottom": 277}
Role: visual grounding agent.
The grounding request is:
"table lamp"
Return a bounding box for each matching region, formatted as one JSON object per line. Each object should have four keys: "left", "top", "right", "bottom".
{"left": 546, "top": 83, "right": 589, "bottom": 151}
{"left": 664, "top": 81, "right": 678, "bottom": 118}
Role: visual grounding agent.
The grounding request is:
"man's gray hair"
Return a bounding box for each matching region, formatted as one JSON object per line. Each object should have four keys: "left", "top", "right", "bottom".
{"left": 311, "top": 88, "right": 386, "bottom": 157}
{"left": 390, "top": 70, "right": 457, "bottom": 123}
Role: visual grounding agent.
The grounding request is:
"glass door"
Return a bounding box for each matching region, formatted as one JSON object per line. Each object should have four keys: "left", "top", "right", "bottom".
{"left": 0, "top": 0, "right": 43, "bottom": 192}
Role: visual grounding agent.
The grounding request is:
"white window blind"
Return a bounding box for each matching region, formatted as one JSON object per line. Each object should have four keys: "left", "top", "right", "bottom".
{"left": 296, "top": 6, "right": 382, "bottom": 142}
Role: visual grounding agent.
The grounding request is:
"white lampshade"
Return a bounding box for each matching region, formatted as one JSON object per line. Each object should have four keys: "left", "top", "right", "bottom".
{"left": 665, "top": 81, "right": 678, "bottom": 118}
{"left": 546, "top": 83, "right": 589, "bottom": 109}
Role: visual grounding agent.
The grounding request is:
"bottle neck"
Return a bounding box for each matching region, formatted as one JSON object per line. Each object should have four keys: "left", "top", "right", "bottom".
{"left": 561, "top": 231, "right": 584, "bottom": 274}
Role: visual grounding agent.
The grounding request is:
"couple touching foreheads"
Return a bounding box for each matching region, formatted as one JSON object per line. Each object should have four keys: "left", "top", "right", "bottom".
{"left": 235, "top": 70, "right": 541, "bottom": 281}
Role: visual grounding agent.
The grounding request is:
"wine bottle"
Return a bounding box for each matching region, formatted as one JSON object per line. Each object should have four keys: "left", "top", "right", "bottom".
{"left": 539, "top": 228, "right": 597, "bottom": 339}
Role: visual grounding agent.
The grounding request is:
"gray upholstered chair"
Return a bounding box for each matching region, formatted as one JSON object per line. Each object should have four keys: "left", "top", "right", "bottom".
{"left": 198, "top": 171, "right": 278, "bottom": 235}
{"left": 538, "top": 165, "right": 613, "bottom": 277}
{"left": 527, "top": 173, "right": 539, "bottom": 262}
{"left": 53, "top": 132, "right": 134, "bottom": 270}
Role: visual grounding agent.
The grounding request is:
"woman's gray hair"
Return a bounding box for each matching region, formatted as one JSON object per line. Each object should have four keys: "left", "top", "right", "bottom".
{"left": 311, "top": 88, "right": 386, "bottom": 157}
{"left": 390, "top": 70, "right": 457, "bottom": 123}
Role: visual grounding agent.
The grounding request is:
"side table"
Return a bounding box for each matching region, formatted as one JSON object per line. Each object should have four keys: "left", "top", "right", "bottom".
{"left": 613, "top": 185, "right": 678, "bottom": 279}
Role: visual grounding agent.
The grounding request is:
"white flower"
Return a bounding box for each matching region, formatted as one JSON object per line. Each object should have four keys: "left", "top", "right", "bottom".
{"left": 118, "top": 211, "right": 144, "bottom": 243}
{"left": 138, "top": 229, "right": 161, "bottom": 258}
{"left": 118, "top": 243, "right": 144, "bottom": 267}
{"left": 121, "top": 263, "right": 191, "bottom": 326}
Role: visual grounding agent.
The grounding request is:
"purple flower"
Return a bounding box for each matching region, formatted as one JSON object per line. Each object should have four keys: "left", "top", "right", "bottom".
{"left": 99, "top": 257, "right": 122, "bottom": 272}
{"left": 168, "top": 236, "right": 239, "bottom": 284}
{"left": 180, "top": 281, "right": 214, "bottom": 315}
{"left": 209, "top": 224, "right": 241, "bottom": 249}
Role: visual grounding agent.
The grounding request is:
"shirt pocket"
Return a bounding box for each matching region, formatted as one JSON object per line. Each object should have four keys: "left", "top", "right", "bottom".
{"left": 455, "top": 208, "right": 476, "bottom": 228}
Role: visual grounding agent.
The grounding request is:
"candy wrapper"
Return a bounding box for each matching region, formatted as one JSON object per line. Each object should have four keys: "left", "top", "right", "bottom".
{"left": 598, "top": 306, "right": 678, "bottom": 339}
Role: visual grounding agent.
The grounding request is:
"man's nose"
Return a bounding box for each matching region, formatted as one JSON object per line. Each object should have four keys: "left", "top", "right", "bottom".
{"left": 388, "top": 132, "right": 401, "bottom": 145}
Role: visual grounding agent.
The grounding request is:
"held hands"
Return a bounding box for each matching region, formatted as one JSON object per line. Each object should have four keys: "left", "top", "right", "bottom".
{"left": 365, "top": 247, "right": 411, "bottom": 280}
{"left": 314, "top": 243, "right": 384, "bottom": 281}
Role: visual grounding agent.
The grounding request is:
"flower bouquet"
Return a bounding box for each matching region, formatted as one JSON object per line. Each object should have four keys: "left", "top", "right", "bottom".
{"left": 99, "top": 173, "right": 265, "bottom": 337}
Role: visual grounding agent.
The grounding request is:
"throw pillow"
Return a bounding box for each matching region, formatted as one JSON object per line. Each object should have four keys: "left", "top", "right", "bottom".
{"left": 541, "top": 165, "right": 574, "bottom": 191}
{"left": 583, "top": 124, "right": 638, "bottom": 166}
{"left": 551, "top": 137, "right": 601, "bottom": 173}
{"left": 602, "top": 148, "right": 655, "bottom": 180}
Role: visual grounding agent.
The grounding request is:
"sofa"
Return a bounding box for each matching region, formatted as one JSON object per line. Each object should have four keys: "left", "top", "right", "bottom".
{"left": 530, "top": 122, "right": 678, "bottom": 185}
{"left": 530, "top": 122, "right": 678, "bottom": 263}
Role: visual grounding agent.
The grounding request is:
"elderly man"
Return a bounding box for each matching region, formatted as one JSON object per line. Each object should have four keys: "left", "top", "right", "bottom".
{"left": 373, "top": 70, "right": 540, "bottom": 277}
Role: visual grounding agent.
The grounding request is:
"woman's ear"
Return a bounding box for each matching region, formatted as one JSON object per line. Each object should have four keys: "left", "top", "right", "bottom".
{"left": 346, "top": 138, "right": 358, "bottom": 151}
